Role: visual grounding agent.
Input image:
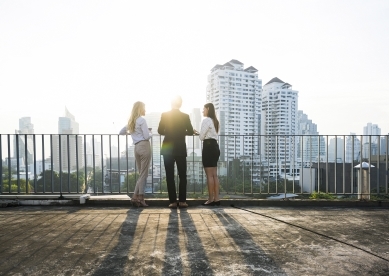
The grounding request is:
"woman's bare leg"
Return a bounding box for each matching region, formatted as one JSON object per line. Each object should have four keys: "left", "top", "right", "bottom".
{"left": 210, "top": 167, "right": 220, "bottom": 201}
{"left": 204, "top": 167, "right": 215, "bottom": 202}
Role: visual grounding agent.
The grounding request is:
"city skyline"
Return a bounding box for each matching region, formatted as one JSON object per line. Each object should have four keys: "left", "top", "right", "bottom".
{"left": 1, "top": 0, "right": 388, "bottom": 135}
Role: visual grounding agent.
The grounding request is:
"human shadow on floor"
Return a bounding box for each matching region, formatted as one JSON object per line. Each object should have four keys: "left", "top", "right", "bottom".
{"left": 179, "top": 209, "right": 214, "bottom": 275}
{"left": 161, "top": 210, "right": 183, "bottom": 275}
{"left": 215, "top": 209, "right": 286, "bottom": 275}
{"left": 92, "top": 209, "right": 141, "bottom": 276}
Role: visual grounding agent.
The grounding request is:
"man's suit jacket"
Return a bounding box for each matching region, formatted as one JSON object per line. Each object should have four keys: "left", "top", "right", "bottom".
{"left": 158, "top": 109, "right": 194, "bottom": 156}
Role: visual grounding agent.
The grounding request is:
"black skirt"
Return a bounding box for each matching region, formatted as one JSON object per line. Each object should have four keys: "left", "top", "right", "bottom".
{"left": 202, "top": 139, "right": 220, "bottom": 168}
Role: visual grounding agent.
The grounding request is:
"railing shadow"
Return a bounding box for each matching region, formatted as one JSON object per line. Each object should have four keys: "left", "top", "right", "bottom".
{"left": 92, "top": 209, "right": 141, "bottom": 276}
{"left": 214, "top": 209, "right": 286, "bottom": 275}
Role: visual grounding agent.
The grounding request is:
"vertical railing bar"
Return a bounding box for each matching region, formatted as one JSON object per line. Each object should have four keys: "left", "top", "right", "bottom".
{"left": 242, "top": 136, "right": 245, "bottom": 195}
{"left": 310, "top": 135, "right": 314, "bottom": 193}
{"left": 7, "top": 135, "right": 11, "bottom": 193}
{"left": 292, "top": 135, "right": 296, "bottom": 194}
{"left": 201, "top": 136, "right": 204, "bottom": 194}
{"left": 75, "top": 135, "right": 79, "bottom": 193}
{"left": 267, "top": 135, "right": 270, "bottom": 194}
{"left": 351, "top": 135, "right": 354, "bottom": 195}
{"left": 24, "top": 134, "right": 28, "bottom": 193}
{"left": 42, "top": 135, "right": 46, "bottom": 193}
{"left": 160, "top": 135, "right": 162, "bottom": 194}
{"left": 84, "top": 135, "right": 87, "bottom": 194}
{"left": 50, "top": 135, "right": 54, "bottom": 193}
{"left": 275, "top": 135, "right": 278, "bottom": 194}
{"left": 377, "top": 135, "right": 380, "bottom": 195}
{"left": 67, "top": 135, "right": 70, "bottom": 193}
{"left": 109, "top": 135, "right": 112, "bottom": 193}
{"left": 334, "top": 135, "right": 337, "bottom": 195}
{"left": 284, "top": 135, "right": 287, "bottom": 196}
{"left": 385, "top": 135, "right": 389, "bottom": 194}
{"left": 343, "top": 135, "right": 346, "bottom": 194}
{"left": 117, "top": 134, "right": 120, "bottom": 194}
{"left": 151, "top": 134, "right": 154, "bottom": 195}
{"left": 100, "top": 134, "right": 104, "bottom": 194}
{"left": 255, "top": 135, "right": 258, "bottom": 195}
{"left": 235, "top": 135, "right": 237, "bottom": 194}
{"left": 126, "top": 134, "right": 129, "bottom": 194}
{"left": 250, "top": 135, "right": 253, "bottom": 195}
{"left": 33, "top": 134, "right": 37, "bottom": 193}
{"left": 0, "top": 135, "right": 2, "bottom": 194}
{"left": 16, "top": 134, "right": 20, "bottom": 193}
{"left": 59, "top": 135, "right": 63, "bottom": 198}
{"left": 92, "top": 135, "right": 96, "bottom": 194}
{"left": 192, "top": 135, "right": 195, "bottom": 195}
{"left": 317, "top": 135, "right": 320, "bottom": 194}
{"left": 369, "top": 135, "right": 372, "bottom": 197}
{"left": 100, "top": 135, "right": 104, "bottom": 195}
{"left": 326, "top": 135, "right": 329, "bottom": 193}
{"left": 359, "top": 135, "right": 363, "bottom": 198}
{"left": 301, "top": 135, "right": 304, "bottom": 194}
{"left": 227, "top": 135, "right": 229, "bottom": 194}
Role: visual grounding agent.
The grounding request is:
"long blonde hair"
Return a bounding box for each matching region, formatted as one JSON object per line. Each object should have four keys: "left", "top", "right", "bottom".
{"left": 127, "top": 101, "right": 145, "bottom": 133}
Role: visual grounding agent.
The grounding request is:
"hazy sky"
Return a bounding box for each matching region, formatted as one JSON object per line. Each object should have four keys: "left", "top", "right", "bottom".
{"left": 1, "top": 0, "right": 388, "bottom": 135}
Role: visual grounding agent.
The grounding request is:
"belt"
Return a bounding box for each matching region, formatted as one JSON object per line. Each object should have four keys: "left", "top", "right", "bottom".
{"left": 135, "top": 140, "right": 146, "bottom": 145}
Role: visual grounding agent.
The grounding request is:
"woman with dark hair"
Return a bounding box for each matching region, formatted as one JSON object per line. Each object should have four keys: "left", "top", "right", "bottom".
{"left": 196, "top": 103, "right": 221, "bottom": 206}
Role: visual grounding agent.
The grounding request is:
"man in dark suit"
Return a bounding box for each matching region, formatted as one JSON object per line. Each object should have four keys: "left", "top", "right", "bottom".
{"left": 158, "top": 96, "right": 194, "bottom": 208}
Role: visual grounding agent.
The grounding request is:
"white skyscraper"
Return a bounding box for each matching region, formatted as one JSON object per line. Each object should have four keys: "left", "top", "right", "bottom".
{"left": 53, "top": 108, "right": 84, "bottom": 172}
{"left": 328, "top": 137, "right": 344, "bottom": 162}
{"left": 362, "top": 122, "right": 381, "bottom": 157}
{"left": 13, "top": 117, "right": 35, "bottom": 173}
{"left": 345, "top": 133, "right": 361, "bottom": 163}
{"left": 261, "top": 77, "right": 298, "bottom": 167}
{"left": 206, "top": 59, "right": 262, "bottom": 161}
{"left": 297, "top": 111, "right": 325, "bottom": 164}
{"left": 144, "top": 112, "right": 162, "bottom": 164}
{"left": 187, "top": 108, "right": 201, "bottom": 154}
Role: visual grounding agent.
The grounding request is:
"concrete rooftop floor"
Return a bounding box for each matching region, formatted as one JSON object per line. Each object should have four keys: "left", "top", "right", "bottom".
{"left": 1, "top": 204, "right": 389, "bottom": 276}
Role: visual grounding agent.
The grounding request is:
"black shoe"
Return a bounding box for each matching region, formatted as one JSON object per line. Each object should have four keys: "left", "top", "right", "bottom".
{"left": 214, "top": 201, "right": 221, "bottom": 206}
{"left": 202, "top": 201, "right": 215, "bottom": 206}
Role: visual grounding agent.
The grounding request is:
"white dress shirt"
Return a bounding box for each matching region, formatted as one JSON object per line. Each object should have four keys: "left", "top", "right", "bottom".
{"left": 119, "top": 117, "right": 151, "bottom": 145}
{"left": 199, "top": 117, "right": 218, "bottom": 141}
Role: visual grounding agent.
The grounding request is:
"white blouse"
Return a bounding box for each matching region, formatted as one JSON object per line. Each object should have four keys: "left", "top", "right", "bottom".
{"left": 199, "top": 117, "right": 218, "bottom": 141}
{"left": 119, "top": 117, "right": 151, "bottom": 145}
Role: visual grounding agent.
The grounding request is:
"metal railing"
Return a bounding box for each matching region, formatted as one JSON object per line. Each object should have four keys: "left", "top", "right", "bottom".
{"left": 1, "top": 134, "right": 388, "bottom": 199}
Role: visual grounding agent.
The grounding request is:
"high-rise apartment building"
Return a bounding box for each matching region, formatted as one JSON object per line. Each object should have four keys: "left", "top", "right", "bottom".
{"left": 363, "top": 123, "right": 381, "bottom": 143}
{"left": 297, "top": 111, "right": 325, "bottom": 164}
{"left": 187, "top": 108, "right": 201, "bottom": 155}
{"left": 345, "top": 133, "right": 361, "bottom": 163}
{"left": 328, "top": 137, "right": 344, "bottom": 162}
{"left": 261, "top": 77, "right": 298, "bottom": 166}
{"left": 362, "top": 122, "right": 381, "bottom": 157}
{"left": 13, "top": 117, "right": 35, "bottom": 166}
{"left": 144, "top": 112, "right": 162, "bottom": 164}
{"left": 53, "top": 108, "right": 84, "bottom": 172}
{"left": 206, "top": 59, "right": 262, "bottom": 161}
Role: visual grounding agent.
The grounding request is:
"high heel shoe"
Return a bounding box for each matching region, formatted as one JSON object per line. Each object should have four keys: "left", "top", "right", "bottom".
{"left": 131, "top": 197, "right": 140, "bottom": 207}
{"left": 202, "top": 201, "right": 215, "bottom": 206}
{"left": 138, "top": 195, "right": 148, "bottom": 207}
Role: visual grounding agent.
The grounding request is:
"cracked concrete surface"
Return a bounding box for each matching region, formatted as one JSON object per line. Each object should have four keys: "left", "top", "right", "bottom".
{"left": 0, "top": 206, "right": 389, "bottom": 275}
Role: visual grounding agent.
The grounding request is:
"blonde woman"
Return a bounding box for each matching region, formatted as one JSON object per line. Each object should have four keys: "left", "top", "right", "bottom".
{"left": 120, "top": 101, "right": 152, "bottom": 207}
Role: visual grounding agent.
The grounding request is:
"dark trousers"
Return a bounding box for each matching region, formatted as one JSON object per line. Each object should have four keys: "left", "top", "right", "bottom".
{"left": 163, "top": 155, "right": 187, "bottom": 203}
